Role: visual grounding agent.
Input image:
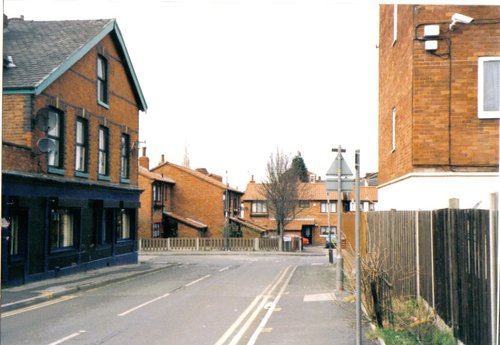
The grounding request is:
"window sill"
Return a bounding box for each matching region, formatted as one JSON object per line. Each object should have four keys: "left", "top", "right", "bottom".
{"left": 75, "top": 171, "right": 89, "bottom": 178}
{"left": 97, "top": 100, "right": 110, "bottom": 109}
{"left": 120, "top": 178, "right": 130, "bottom": 184}
{"left": 48, "top": 167, "right": 65, "bottom": 175}
{"left": 50, "top": 247, "right": 76, "bottom": 255}
{"left": 98, "top": 175, "right": 111, "bottom": 182}
{"left": 250, "top": 213, "right": 268, "bottom": 217}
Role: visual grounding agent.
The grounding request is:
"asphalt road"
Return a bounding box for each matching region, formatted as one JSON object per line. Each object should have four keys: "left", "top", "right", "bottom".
{"left": 1, "top": 255, "right": 376, "bottom": 345}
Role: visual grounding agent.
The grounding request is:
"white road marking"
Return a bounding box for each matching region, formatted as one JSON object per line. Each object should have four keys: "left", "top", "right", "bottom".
{"left": 219, "top": 266, "right": 230, "bottom": 272}
{"left": 303, "top": 293, "right": 336, "bottom": 302}
{"left": 47, "top": 330, "right": 86, "bottom": 345}
{"left": 185, "top": 274, "right": 211, "bottom": 287}
{"left": 118, "top": 292, "right": 170, "bottom": 316}
{"left": 247, "top": 266, "right": 297, "bottom": 345}
{"left": 214, "top": 266, "right": 291, "bottom": 345}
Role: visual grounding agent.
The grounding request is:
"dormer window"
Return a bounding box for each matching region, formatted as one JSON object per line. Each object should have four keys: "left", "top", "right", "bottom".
{"left": 97, "top": 55, "right": 109, "bottom": 107}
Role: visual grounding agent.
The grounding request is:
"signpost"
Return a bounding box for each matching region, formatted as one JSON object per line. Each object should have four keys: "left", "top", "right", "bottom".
{"left": 326, "top": 146, "right": 353, "bottom": 291}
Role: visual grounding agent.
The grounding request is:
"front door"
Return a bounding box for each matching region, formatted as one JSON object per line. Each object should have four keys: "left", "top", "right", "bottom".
{"left": 301, "top": 225, "right": 313, "bottom": 245}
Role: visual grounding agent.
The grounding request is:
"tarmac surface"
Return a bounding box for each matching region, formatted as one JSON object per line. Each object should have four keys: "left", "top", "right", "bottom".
{"left": 1, "top": 247, "right": 380, "bottom": 344}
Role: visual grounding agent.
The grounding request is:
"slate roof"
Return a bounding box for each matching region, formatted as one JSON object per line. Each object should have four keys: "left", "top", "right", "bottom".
{"left": 3, "top": 18, "right": 147, "bottom": 111}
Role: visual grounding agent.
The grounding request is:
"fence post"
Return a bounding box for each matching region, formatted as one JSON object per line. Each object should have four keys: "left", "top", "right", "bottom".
{"left": 167, "top": 238, "right": 170, "bottom": 251}
{"left": 196, "top": 238, "right": 200, "bottom": 251}
{"left": 490, "top": 193, "right": 498, "bottom": 345}
{"left": 254, "top": 238, "right": 259, "bottom": 251}
{"left": 138, "top": 238, "right": 142, "bottom": 252}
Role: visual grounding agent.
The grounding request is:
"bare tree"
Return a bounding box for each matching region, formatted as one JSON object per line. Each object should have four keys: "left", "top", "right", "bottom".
{"left": 260, "top": 149, "right": 301, "bottom": 251}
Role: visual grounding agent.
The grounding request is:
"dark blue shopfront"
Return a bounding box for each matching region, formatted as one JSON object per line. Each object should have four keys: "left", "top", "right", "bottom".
{"left": 2, "top": 172, "right": 141, "bottom": 285}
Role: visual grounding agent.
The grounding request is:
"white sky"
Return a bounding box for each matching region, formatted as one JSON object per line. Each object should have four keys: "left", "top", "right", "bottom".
{"left": 3, "top": 0, "right": 495, "bottom": 190}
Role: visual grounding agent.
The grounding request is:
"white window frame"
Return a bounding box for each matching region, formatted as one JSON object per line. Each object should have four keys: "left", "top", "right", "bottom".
{"left": 320, "top": 226, "right": 337, "bottom": 237}
{"left": 251, "top": 201, "right": 268, "bottom": 214}
{"left": 75, "top": 117, "right": 88, "bottom": 173}
{"left": 478, "top": 56, "right": 500, "bottom": 119}
{"left": 320, "top": 201, "right": 336, "bottom": 213}
{"left": 392, "top": 107, "right": 397, "bottom": 152}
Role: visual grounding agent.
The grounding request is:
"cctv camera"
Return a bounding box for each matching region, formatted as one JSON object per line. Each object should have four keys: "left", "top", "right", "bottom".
{"left": 449, "top": 13, "right": 474, "bottom": 31}
{"left": 452, "top": 13, "right": 474, "bottom": 24}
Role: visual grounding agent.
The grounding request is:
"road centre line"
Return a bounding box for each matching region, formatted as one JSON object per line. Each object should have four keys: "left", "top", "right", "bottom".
{"left": 247, "top": 266, "right": 298, "bottom": 345}
{"left": 214, "top": 266, "right": 292, "bottom": 345}
{"left": 118, "top": 292, "right": 170, "bottom": 317}
{"left": 219, "top": 266, "right": 230, "bottom": 272}
{"left": 185, "top": 274, "right": 211, "bottom": 287}
{"left": 118, "top": 274, "right": 211, "bottom": 317}
{"left": 47, "top": 330, "right": 86, "bottom": 345}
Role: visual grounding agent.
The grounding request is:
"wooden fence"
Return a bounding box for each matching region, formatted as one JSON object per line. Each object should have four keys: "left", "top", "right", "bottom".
{"left": 365, "top": 208, "right": 498, "bottom": 345}
{"left": 139, "top": 237, "right": 280, "bottom": 252}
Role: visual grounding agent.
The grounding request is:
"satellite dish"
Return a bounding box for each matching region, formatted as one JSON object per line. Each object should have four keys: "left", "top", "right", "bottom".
{"left": 37, "top": 138, "right": 56, "bottom": 153}
{"left": 34, "top": 108, "right": 57, "bottom": 132}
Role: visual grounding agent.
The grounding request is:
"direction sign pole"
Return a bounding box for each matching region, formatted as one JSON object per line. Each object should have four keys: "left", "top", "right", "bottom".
{"left": 334, "top": 146, "right": 344, "bottom": 291}
{"left": 355, "top": 150, "right": 362, "bottom": 345}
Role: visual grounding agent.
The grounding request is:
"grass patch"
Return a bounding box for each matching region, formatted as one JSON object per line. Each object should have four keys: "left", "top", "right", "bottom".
{"left": 374, "top": 298, "right": 457, "bottom": 345}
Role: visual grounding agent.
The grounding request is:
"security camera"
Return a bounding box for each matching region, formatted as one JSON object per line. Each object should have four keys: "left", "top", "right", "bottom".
{"left": 449, "top": 13, "right": 474, "bottom": 31}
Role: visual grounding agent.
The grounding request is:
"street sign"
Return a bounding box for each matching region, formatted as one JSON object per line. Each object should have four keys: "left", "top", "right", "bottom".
{"left": 326, "top": 178, "right": 354, "bottom": 192}
{"left": 326, "top": 152, "right": 353, "bottom": 176}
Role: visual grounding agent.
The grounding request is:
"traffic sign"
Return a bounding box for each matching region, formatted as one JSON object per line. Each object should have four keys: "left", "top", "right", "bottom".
{"left": 326, "top": 152, "right": 353, "bottom": 176}
{"left": 326, "top": 178, "right": 354, "bottom": 192}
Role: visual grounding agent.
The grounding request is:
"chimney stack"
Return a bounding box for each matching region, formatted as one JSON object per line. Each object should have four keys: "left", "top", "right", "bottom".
{"left": 138, "top": 147, "right": 149, "bottom": 170}
{"left": 161, "top": 154, "right": 165, "bottom": 163}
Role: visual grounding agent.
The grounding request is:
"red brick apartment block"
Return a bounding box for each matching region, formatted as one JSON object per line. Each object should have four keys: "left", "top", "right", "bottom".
{"left": 378, "top": 5, "right": 499, "bottom": 210}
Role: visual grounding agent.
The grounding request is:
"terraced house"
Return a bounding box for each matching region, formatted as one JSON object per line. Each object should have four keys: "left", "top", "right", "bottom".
{"left": 2, "top": 17, "right": 147, "bottom": 284}
{"left": 241, "top": 176, "right": 377, "bottom": 246}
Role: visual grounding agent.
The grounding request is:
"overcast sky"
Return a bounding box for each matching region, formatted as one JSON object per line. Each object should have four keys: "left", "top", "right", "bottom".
{"left": 3, "top": 0, "right": 493, "bottom": 190}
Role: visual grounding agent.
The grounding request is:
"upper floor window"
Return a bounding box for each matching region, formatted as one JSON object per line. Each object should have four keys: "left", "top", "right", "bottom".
{"left": 251, "top": 201, "right": 268, "bottom": 214}
{"left": 75, "top": 117, "right": 88, "bottom": 173}
{"left": 97, "top": 55, "right": 109, "bottom": 106}
{"left": 98, "top": 126, "right": 109, "bottom": 176}
{"left": 478, "top": 57, "right": 500, "bottom": 119}
{"left": 320, "top": 201, "right": 336, "bottom": 213}
{"left": 47, "top": 109, "right": 64, "bottom": 169}
{"left": 299, "top": 200, "right": 310, "bottom": 209}
{"left": 392, "top": 107, "right": 397, "bottom": 151}
{"left": 120, "top": 134, "right": 130, "bottom": 180}
{"left": 153, "top": 183, "right": 165, "bottom": 207}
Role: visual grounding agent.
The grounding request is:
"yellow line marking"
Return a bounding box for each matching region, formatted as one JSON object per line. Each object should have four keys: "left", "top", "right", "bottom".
{"left": 1, "top": 295, "right": 77, "bottom": 318}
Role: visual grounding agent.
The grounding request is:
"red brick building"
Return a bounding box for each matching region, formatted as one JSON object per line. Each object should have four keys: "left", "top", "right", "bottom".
{"left": 241, "top": 177, "right": 377, "bottom": 246}
{"left": 378, "top": 5, "right": 500, "bottom": 210}
{"left": 138, "top": 148, "right": 175, "bottom": 238}
{"left": 142, "top": 154, "right": 261, "bottom": 238}
{"left": 2, "top": 18, "right": 147, "bottom": 284}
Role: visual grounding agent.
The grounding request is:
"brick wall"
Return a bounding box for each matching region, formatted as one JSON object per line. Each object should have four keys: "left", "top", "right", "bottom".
{"left": 3, "top": 34, "right": 141, "bottom": 186}
{"left": 138, "top": 174, "right": 152, "bottom": 238}
{"left": 153, "top": 163, "right": 227, "bottom": 237}
{"left": 378, "top": 5, "right": 500, "bottom": 185}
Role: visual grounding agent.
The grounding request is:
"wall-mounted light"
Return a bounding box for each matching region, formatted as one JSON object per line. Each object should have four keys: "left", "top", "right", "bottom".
{"left": 449, "top": 13, "right": 474, "bottom": 31}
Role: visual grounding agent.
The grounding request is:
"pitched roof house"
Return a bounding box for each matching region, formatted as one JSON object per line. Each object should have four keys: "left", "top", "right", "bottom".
{"left": 378, "top": 5, "right": 499, "bottom": 210}
{"left": 2, "top": 17, "right": 146, "bottom": 284}
{"left": 241, "top": 178, "right": 377, "bottom": 246}
{"left": 144, "top": 154, "right": 260, "bottom": 238}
